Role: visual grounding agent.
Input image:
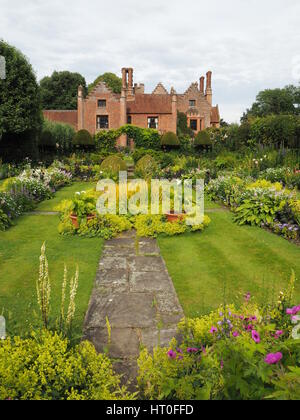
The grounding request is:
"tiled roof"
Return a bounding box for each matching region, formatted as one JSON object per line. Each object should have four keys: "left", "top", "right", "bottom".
{"left": 211, "top": 106, "right": 220, "bottom": 123}
{"left": 127, "top": 94, "right": 172, "bottom": 114}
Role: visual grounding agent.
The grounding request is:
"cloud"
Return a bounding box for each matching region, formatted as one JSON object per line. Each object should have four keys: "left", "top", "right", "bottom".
{"left": 1, "top": 0, "right": 300, "bottom": 122}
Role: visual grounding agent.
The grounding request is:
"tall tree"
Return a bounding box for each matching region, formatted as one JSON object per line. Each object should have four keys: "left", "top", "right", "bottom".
{"left": 242, "top": 85, "right": 299, "bottom": 121}
{"left": 0, "top": 40, "right": 42, "bottom": 160}
{"left": 40, "top": 71, "right": 87, "bottom": 110}
{"left": 88, "top": 72, "right": 122, "bottom": 94}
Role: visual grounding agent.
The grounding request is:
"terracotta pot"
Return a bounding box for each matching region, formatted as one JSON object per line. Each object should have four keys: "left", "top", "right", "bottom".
{"left": 70, "top": 214, "right": 96, "bottom": 229}
{"left": 165, "top": 211, "right": 185, "bottom": 223}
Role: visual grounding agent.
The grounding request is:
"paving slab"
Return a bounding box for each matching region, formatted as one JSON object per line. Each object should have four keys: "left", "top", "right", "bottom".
{"left": 83, "top": 231, "right": 184, "bottom": 384}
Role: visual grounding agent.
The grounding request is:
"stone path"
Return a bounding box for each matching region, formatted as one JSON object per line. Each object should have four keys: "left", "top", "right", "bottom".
{"left": 83, "top": 230, "right": 184, "bottom": 386}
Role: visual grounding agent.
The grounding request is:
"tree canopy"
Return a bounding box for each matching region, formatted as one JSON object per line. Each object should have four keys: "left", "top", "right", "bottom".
{"left": 40, "top": 71, "right": 87, "bottom": 110}
{"left": 88, "top": 72, "right": 122, "bottom": 94}
{"left": 0, "top": 40, "right": 42, "bottom": 140}
{"left": 242, "top": 85, "right": 300, "bottom": 121}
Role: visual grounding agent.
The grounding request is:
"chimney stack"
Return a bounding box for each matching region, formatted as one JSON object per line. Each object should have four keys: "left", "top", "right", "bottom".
{"left": 205, "top": 71, "right": 212, "bottom": 105}
{"left": 127, "top": 68, "right": 134, "bottom": 97}
{"left": 199, "top": 76, "right": 205, "bottom": 94}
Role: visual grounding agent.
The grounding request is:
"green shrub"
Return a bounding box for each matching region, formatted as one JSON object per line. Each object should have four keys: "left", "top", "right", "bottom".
{"left": 73, "top": 130, "right": 94, "bottom": 147}
{"left": 96, "top": 130, "right": 118, "bottom": 152}
{"left": 250, "top": 115, "right": 300, "bottom": 149}
{"left": 0, "top": 330, "right": 133, "bottom": 400}
{"left": 135, "top": 155, "right": 158, "bottom": 179}
{"left": 194, "top": 130, "right": 212, "bottom": 147}
{"left": 100, "top": 155, "right": 127, "bottom": 175}
{"left": 95, "top": 125, "right": 161, "bottom": 151}
{"left": 39, "top": 128, "right": 55, "bottom": 148}
{"left": 40, "top": 120, "right": 75, "bottom": 152}
{"left": 161, "top": 132, "right": 180, "bottom": 147}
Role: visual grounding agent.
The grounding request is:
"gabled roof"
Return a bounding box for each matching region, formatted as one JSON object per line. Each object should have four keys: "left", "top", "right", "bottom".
{"left": 211, "top": 105, "right": 220, "bottom": 123}
{"left": 152, "top": 83, "right": 168, "bottom": 95}
{"left": 127, "top": 94, "right": 172, "bottom": 114}
{"left": 86, "top": 81, "right": 119, "bottom": 99}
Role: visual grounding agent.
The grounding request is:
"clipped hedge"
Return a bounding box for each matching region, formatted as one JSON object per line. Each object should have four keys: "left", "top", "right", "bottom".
{"left": 100, "top": 155, "right": 127, "bottom": 174}
{"left": 194, "top": 130, "right": 212, "bottom": 146}
{"left": 161, "top": 132, "right": 180, "bottom": 147}
{"left": 73, "top": 129, "right": 94, "bottom": 147}
{"left": 135, "top": 155, "right": 158, "bottom": 179}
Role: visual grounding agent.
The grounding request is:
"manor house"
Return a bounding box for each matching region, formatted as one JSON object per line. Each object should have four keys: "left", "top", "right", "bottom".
{"left": 44, "top": 68, "right": 220, "bottom": 147}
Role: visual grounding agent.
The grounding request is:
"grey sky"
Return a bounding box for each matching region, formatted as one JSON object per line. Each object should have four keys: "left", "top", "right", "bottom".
{"left": 1, "top": 0, "right": 300, "bottom": 122}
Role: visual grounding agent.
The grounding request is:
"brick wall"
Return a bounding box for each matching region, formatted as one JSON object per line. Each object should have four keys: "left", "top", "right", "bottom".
{"left": 43, "top": 110, "right": 78, "bottom": 129}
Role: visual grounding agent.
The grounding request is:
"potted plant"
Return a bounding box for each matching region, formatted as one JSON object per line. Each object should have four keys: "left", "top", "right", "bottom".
{"left": 165, "top": 190, "right": 186, "bottom": 223}
{"left": 69, "top": 191, "right": 96, "bottom": 228}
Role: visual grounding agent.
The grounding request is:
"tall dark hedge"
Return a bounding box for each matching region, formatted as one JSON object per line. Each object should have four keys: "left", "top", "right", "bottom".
{"left": 0, "top": 40, "right": 42, "bottom": 161}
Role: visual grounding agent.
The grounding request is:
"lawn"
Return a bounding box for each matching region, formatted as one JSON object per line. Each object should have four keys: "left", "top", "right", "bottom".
{"left": 0, "top": 182, "right": 103, "bottom": 339}
{"left": 36, "top": 181, "right": 96, "bottom": 211}
{"left": 158, "top": 207, "right": 300, "bottom": 318}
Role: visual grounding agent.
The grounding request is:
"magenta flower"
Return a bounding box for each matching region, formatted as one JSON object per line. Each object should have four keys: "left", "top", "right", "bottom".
{"left": 265, "top": 352, "right": 283, "bottom": 365}
{"left": 252, "top": 330, "right": 261, "bottom": 343}
{"left": 275, "top": 330, "right": 284, "bottom": 338}
{"left": 187, "top": 347, "right": 198, "bottom": 353}
{"left": 210, "top": 326, "right": 218, "bottom": 334}
{"left": 167, "top": 350, "right": 177, "bottom": 359}
{"left": 286, "top": 305, "right": 300, "bottom": 316}
{"left": 232, "top": 331, "right": 240, "bottom": 337}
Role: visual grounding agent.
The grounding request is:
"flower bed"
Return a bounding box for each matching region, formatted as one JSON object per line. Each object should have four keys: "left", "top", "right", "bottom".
{"left": 206, "top": 174, "right": 300, "bottom": 242}
{"left": 56, "top": 189, "right": 211, "bottom": 239}
{"left": 137, "top": 274, "right": 300, "bottom": 400}
{"left": 0, "top": 165, "right": 72, "bottom": 231}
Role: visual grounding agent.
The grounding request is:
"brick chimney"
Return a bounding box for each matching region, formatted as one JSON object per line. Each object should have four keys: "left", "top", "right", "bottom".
{"left": 77, "top": 85, "right": 84, "bottom": 130}
{"left": 205, "top": 71, "right": 212, "bottom": 105}
{"left": 199, "top": 76, "right": 205, "bottom": 94}
{"left": 127, "top": 68, "right": 134, "bottom": 98}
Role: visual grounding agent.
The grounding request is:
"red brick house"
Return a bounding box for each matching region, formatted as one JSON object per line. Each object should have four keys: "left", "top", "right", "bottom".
{"left": 43, "top": 68, "right": 220, "bottom": 147}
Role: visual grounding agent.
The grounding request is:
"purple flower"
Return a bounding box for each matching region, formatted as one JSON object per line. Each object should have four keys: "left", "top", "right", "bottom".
{"left": 265, "top": 352, "right": 283, "bottom": 365}
{"left": 232, "top": 331, "right": 240, "bottom": 337}
{"left": 220, "top": 360, "right": 224, "bottom": 369}
{"left": 252, "top": 330, "right": 261, "bottom": 344}
{"left": 167, "top": 350, "right": 177, "bottom": 359}
{"left": 187, "top": 347, "right": 199, "bottom": 353}
{"left": 275, "top": 330, "right": 284, "bottom": 338}
{"left": 210, "top": 327, "right": 218, "bottom": 334}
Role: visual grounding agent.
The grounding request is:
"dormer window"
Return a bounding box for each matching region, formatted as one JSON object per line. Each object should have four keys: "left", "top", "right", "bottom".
{"left": 189, "top": 100, "right": 196, "bottom": 107}
{"left": 98, "top": 99, "right": 106, "bottom": 108}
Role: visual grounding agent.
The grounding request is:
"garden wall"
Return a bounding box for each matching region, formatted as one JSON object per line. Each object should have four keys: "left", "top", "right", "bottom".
{"left": 43, "top": 110, "right": 78, "bottom": 130}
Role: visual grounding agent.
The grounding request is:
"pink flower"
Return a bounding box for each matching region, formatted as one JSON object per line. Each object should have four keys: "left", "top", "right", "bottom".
{"left": 220, "top": 360, "right": 224, "bottom": 369}
{"left": 167, "top": 350, "right": 177, "bottom": 359}
{"left": 210, "top": 327, "right": 218, "bottom": 334}
{"left": 264, "top": 352, "right": 283, "bottom": 365}
{"left": 232, "top": 331, "right": 240, "bottom": 337}
{"left": 252, "top": 330, "right": 261, "bottom": 343}
{"left": 286, "top": 305, "right": 300, "bottom": 316}
{"left": 275, "top": 330, "right": 284, "bottom": 338}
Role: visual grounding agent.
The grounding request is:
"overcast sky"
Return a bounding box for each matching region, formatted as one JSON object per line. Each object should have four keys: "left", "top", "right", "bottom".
{"left": 1, "top": 0, "right": 300, "bottom": 122}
